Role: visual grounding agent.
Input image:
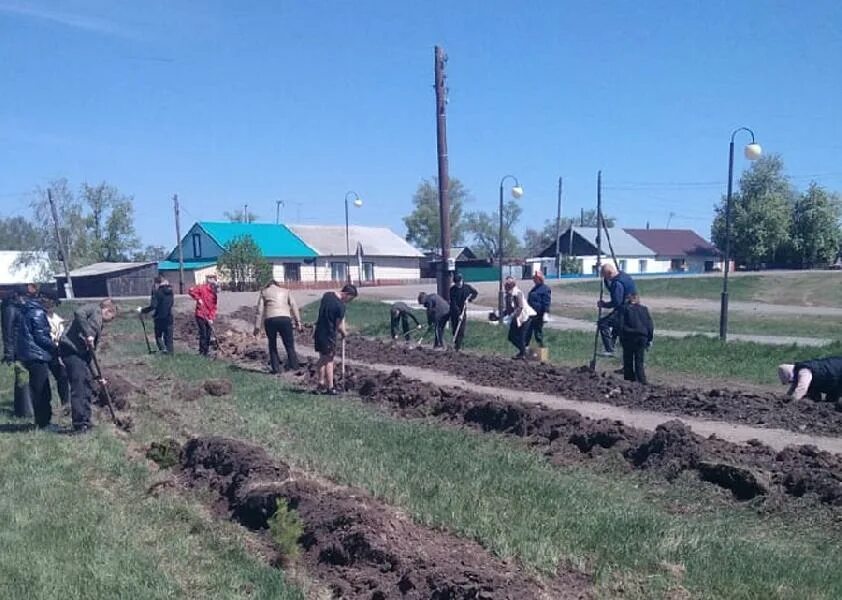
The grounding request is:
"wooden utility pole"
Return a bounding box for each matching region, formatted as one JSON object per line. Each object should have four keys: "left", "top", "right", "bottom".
{"left": 174, "top": 194, "right": 185, "bottom": 294}
{"left": 434, "top": 45, "right": 451, "bottom": 300}
{"left": 48, "top": 189, "right": 74, "bottom": 299}
{"left": 554, "top": 177, "right": 563, "bottom": 277}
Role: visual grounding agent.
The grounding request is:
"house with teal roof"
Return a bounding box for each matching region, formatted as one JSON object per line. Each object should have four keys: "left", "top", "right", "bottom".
{"left": 159, "top": 221, "right": 422, "bottom": 285}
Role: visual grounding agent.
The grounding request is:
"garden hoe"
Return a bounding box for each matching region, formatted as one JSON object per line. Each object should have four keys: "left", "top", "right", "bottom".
{"left": 89, "top": 348, "right": 133, "bottom": 432}
{"left": 341, "top": 335, "right": 347, "bottom": 392}
{"left": 138, "top": 313, "right": 156, "bottom": 354}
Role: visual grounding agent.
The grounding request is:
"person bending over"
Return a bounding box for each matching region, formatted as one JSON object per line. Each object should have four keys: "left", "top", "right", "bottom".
{"left": 417, "top": 291, "right": 450, "bottom": 349}
{"left": 390, "top": 301, "right": 421, "bottom": 341}
{"left": 778, "top": 357, "right": 842, "bottom": 402}
{"left": 502, "top": 277, "right": 535, "bottom": 360}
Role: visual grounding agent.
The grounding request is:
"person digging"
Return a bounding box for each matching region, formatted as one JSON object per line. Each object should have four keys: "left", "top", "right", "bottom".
{"left": 253, "top": 279, "right": 303, "bottom": 373}
{"left": 313, "top": 284, "right": 358, "bottom": 395}
{"left": 389, "top": 301, "right": 421, "bottom": 342}
{"left": 502, "top": 277, "right": 535, "bottom": 360}
{"left": 597, "top": 263, "right": 637, "bottom": 358}
{"left": 59, "top": 299, "right": 118, "bottom": 434}
{"left": 417, "top": 291, "right": 450, "bottom": 349}
{"left": 188, "top": 274, "right": 219, "bottom": 356}
{"left": 448, "top": 273, "right": 478, "bottom": 351}
{"left": 778, "top": 357, "right": 842, "bottom": 402}
{"left": 138, "top": 275, "right": 175, "bottom": 354}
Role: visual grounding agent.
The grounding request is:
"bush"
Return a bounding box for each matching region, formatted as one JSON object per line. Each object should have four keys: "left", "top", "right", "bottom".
{"left": 268, "top": 498, "right": 304, "bottom": 561}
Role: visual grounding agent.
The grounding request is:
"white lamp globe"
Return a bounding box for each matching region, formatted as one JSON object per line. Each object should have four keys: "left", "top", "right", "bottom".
{"left": 744, "top": 143, "right": 762, "bottom": 161}
{"left": 353, "top": 198, "right": 363, "bottom": 208}
{"left": 511, "top": 186, "right": 524, "bottom": 199}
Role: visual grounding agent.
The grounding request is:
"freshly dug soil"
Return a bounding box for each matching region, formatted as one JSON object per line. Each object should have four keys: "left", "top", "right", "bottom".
{"left": 96, "top": 373, "right": 138, "bottom": 411}
{"left": 174, "top": 381, "right": 205, "bottom": 402}
{"left": 343, "top": 337, "right": 842, "bottom": 437}
{"left": 334, "top": 367, "right": 842, "bottom": 508}
{"left": 203, "top": 379, "right": 233, "bottom": 397}
{"left": 179, "top": 436, "right": 589, "bottom": 599}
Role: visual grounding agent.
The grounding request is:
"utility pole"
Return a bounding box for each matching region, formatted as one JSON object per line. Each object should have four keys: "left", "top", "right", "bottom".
{"left": 434, "top": 45, "right": 451, "bottom": 300}
{"left": 554, "top": 177, "right": 563, "bottom": 278}
{"left": 580, "top": 207, "right": 584, "bottom": 227}
{"left": 174, "top": 194, "right": 185, "bottom": 294}
{"left": 48, "top": 189, "right": 74, "bottom": 299}
{"left": 244, "top": 203, "right": 249, "bottom": 223}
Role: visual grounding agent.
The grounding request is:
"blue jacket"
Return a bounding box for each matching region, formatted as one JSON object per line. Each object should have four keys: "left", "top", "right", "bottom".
{"left": 16, "top": 298, "right": 56, "bottom": 363}
{"left": 527, "top": 283, "right": 551, "bottom": 313}
{"left": 603, "top": 271, "right": 637, "bottom": 309}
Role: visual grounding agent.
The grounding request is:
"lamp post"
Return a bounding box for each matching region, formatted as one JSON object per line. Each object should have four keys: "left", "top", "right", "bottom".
{"left": 344, "top": 191, "right": 363, "bottom": 283}
{"left": 497, "top": 175, "right": 524, "bottom": 315}
{"left": 719, "top": 127, "right": 762, "bottom": 341}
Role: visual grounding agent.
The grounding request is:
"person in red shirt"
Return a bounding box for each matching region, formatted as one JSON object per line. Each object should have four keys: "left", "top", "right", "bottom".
{"left": 188, "top": 274, "right": 219, "bottom": 356}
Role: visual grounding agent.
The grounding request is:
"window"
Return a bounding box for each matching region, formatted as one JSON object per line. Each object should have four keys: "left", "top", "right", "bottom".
{"left": 284, "top": 263, "right": 301, "bottom": 282}
{"left": 619, "top": 259, "right": 627, "bottom": 271}
{"left": 362, "top": 262, "right": 375, "bottom": 281}
{"left": 330, "top": 261, "right": 348, "bottom": 282}
{"left": 638, "top": 259, "right": 647, "bottom": 273}
{"left": 192, "top": 234, "right": 202, "bottom": 258}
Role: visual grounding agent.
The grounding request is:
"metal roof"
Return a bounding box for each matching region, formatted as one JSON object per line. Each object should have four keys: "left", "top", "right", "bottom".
{"left": 199, "top": 222, "right": 317, "bottom": 258}
{"left": 0, "top": 251, "right": 52, "bottom": 284}
{"left": 158, "top": 259, "right": 218, "bottom": 271}
{"left": 66, "top": 262, "right": 157, "bottom": 277}
{"left": 288, "top": 225, "right": 424, "bottom": 258}
{"left": 624, "top": 229, "right": 719, "bottom": 257}
{"left": 564, "top": 228, "right": 655, "bottom": 257}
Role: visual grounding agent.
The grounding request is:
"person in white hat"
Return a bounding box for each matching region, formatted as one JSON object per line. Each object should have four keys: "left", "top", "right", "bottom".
{"left": 778, "top": 357, "right": 842, "bottom": 402}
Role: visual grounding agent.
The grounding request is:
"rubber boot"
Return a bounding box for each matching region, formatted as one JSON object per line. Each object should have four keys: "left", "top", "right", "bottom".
{"left": 13, "top": 363, "right": 34, "bottom": 418}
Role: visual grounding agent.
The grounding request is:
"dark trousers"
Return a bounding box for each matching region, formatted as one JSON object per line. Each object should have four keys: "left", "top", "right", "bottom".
{"left": 24, "top": 361, "right": 52, "bottom": 428}
{"left": 391, "top": 313, "right": 413, "bottom": 341}
{"left": 432, "top": 314, "right": 449, "bottom": 348}
{"left": 264, "top": 316, "right": 298, "bottom": 373}
{"left": 525, "top": 312, "right": 545, "bottom": 348}
{"left": 196, "top": 317, "right": 212, "bottom": 355}
{"left": 621, "top": 337, "right": 647, "bottom": 384}
{"left": 64, "top": 352, "right": 93, "bottom": 429}
{"left": 598, "top": 310, "right": 619, "bottom": 353}
{"left": 48, "top": 358, "right": 69, "bottom": 406}
{"left": 154, "top": 316, "right": 174, "bottom": 354}
{"left": 508, "top": 319, "right": 527, "bottom": 356}
{"left": 450, "top": 308, "right": 467, "bottom": 350}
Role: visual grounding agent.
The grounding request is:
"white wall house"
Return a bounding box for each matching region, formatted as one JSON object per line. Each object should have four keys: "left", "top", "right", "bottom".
{"left": 528, "top": 227, "right": 657, "bottom": 276}
{"left": 288, "top": 225, "right": 424, "bottom": 283}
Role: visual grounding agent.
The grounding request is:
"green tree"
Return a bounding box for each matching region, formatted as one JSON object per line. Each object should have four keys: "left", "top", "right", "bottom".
{"left": 789, "top": 183, "right": 841, "bottom": 268}
{"left": 711, "top": 155, "right": 795, "bottom": 269}
{"left": 217, "top": 235, "right": 272, "bottom": 291}
{"left": 465, "top": 199, "right": 523, "bottom": 259}
{"left": 133, "top": 245, "right": 169, "bottom": 262}
{"left": 0, "top": 216, "right": 41, "bottom": 251}
{"left": 403, "top": 177, "right": 470, "bottom": 251}
{"left": 522, "top": 213, "right": 616, "bottom": 258}
{"left": 81, "top": 182, "right": 140, "bottom": 261}
{"left": 224, "top": 208, "right": 259, "bottom": 223}
{"left": 30, "top": 178, "right": 91, "bottom": 269}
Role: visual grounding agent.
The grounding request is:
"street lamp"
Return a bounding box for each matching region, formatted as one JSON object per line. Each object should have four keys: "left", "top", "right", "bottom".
{"left": 497, "top": 175, "right": 524, "bottom": 315}
{"left": 719, "top": 127, "right": 762, "bottom": 341}
{"left": 344, "top": 191, "right": 363, "bottom": 283}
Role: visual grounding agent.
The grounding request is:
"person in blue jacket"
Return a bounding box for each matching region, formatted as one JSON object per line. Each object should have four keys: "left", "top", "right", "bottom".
{"left": 597, "top": 263, "right": 637, "bottom": 357}
{"left": 525, "top": 271, "right": 551, "bottom": 348}
{"left": 16, "top": 294, "right": 57, "bottom": 429}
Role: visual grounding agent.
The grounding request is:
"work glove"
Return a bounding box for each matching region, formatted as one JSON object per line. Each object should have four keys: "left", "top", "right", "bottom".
{"left": 417, "top": 324, "right": 423, "bottom": 329}
{"left": 85, "top": 336, "right": 95, "bottom": 350}
{"left": 135, "top": 306, "right": 143, "bottom": 314}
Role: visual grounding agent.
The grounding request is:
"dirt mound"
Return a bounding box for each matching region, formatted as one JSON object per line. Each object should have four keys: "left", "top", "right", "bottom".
{"left": 146, "top": 438, "right": 182, "bottom": 468}
{"left": 175, "top": 381, "right": 205, "bottom": 402}
{"left": 179, "top": 436, "right": 588, "bottom": 599}
{"left": 96, "top": 374, "right": 138, "bottom": 410}
{"left": 203, "top": 379, "right": 233, "bottom": 397}
{"left": 628, "top": 421, "right": 703, "bottom": 480}
{"left": 341, "top": 337, "right": 842, "bottom": 437}
{"left": 228, "top": 306, "right": 257, "bottom": 324}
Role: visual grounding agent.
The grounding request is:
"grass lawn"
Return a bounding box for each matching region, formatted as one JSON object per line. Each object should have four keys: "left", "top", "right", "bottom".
{"left": 0, "top": 367, "right": 303, "bottom": 599}
{"left": 557, "top": 305, "right": 842, "bottom": 341}
{"left": 313, "top": 300, "right": 842, "bottom": 387}
{"left": 123, "top": 320, "right": 842, "bottom": 599}
{"left": 558, "top": 272, "right": 842, "bottom": 307}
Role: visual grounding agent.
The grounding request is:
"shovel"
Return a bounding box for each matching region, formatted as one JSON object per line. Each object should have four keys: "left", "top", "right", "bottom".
{"left": 138, "top": 314, "right": 156, "bottom": 354}
{"left": 452, "top": 305, "right": 468, "bottom": 349}
{"left": 89, "top": 348, "right": 132, "bottom": 431}
{"left": 340, "top": 335, "right": 347, "bottom": 391}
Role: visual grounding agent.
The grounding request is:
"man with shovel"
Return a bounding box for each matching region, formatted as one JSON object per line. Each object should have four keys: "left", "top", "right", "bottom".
{"left": 138, "top": 276, "right": 174, "bottom": 354}
{"left": 390, "top": 301, "right": 421, "bottom": 342}
{"left": 417, "top": 291, "right": 450, "bottom": 349}
{"left": 314, "top": 284, "right": 358, "bottom": 395}
{"left": 189, "top": 274, "right": 219, "bottom": 356}
{"left": 59, "top": 299, "right": 117, "bottom": 434}
{"left": 448, "top": 273, "right": 477, "bottom": 351}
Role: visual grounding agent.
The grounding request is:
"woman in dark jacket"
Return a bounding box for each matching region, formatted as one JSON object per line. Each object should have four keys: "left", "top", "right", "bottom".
{"left": 16, "top": 296, "right": 57, "bottom": 428}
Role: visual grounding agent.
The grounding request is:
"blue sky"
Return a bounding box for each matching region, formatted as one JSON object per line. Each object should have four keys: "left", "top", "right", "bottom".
{"left": 2, "top": 0, "right": 841, "bottom": 250}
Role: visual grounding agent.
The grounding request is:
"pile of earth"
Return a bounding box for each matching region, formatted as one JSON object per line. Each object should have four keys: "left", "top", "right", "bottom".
{"left": 173, "top": 436, "right": 589, "bottom": 599}
{"left": 342, "top": 337, "right": 842, "bottom": 437}
{"left": 340, "top": 367, "right": 842, "bottom": 507}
